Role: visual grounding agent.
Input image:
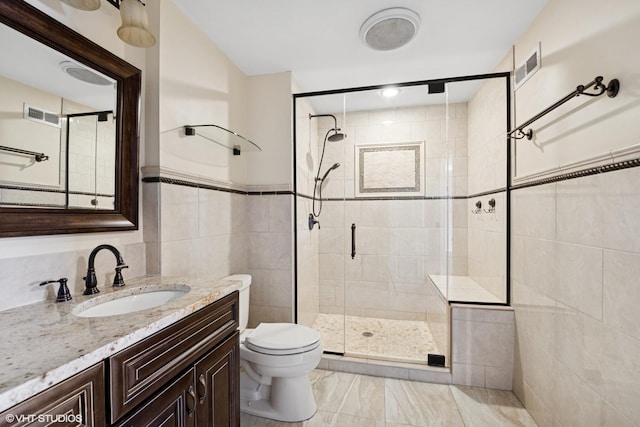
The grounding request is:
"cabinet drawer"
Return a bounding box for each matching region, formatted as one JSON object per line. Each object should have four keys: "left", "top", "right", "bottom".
{"left": 0, "top": 363, "right": 105, "bottom": 427}
{"left": 109, "top": 291, "right": 238, "bottom": 423}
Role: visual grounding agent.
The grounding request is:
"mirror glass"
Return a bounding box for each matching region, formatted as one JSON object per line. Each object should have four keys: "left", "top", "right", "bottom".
{"left": 0, "top": 1, "right": 139, "bottom": 237}
{"left": 0, "top": 22, "right": 117, "bottom": 210}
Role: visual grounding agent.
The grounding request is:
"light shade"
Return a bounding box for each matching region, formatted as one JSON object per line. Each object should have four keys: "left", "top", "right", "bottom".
{"left": 61, "top": 0, "right": 101, "bottom": 11}
{"left": 117, "top": 0, "right": 156, "bottom": 48}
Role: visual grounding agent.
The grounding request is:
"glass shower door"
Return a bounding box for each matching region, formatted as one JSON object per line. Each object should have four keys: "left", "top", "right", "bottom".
{"left": 66, "top": 111, "right": 115, "bottom": 209}
{"left": 295, "top": 93, "right": 348, "bottom": 355}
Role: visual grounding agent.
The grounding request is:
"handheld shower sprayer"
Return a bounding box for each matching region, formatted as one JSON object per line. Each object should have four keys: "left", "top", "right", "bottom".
{"left": 318, "top": 163, "right": 340, "bottom": 182}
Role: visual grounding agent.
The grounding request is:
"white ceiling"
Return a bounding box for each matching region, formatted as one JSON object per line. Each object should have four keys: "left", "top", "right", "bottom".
{"left": 174, "top": 0, "right": 548, "bottom": 96}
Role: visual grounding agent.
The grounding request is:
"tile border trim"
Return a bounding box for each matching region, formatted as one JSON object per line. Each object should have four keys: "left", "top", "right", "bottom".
{"left": 510, "top": 158, "right": 640, "bottom": 191}
{"left": 141, "top": 176, "right": 294, "bottom": 196}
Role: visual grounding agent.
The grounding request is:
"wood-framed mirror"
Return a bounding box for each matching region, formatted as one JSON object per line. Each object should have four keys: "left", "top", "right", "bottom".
{"left": 0, "top": 1, "right": 140, "bottom": 237}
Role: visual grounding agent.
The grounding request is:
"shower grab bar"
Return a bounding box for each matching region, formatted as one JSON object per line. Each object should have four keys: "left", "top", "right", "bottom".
{"left": 508, "top": 75, "right": 619, "bottom": 141}
{"left": 0, "top": 145, "right": 48, "bottom": 162}
{"left": 351, "top": 223, "right": 356, "bottom": 259}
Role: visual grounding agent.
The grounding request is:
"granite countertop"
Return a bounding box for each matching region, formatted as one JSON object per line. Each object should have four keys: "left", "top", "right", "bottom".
{"left": 0, "top": 275, "right": 242, "bottom": 413}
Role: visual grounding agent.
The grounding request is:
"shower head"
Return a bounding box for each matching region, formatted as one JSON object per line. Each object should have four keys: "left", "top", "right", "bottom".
{"left": 327, "top": 129, "right": 346, "bottom": 142}
{"left": 310, "top": 113, "right": 346, "bottom": 142}
{"left": 320, "top": 163, "right": 340, "bottom": 182}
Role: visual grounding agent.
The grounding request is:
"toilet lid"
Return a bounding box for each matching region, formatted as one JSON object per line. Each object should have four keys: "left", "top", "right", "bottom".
{"left": 245, "top": 323, "right": 321, "bottom": 355}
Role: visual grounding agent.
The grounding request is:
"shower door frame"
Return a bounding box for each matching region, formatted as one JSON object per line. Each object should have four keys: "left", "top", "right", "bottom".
{"left": 293, "top": 72, "right": 513, "bottom": 361}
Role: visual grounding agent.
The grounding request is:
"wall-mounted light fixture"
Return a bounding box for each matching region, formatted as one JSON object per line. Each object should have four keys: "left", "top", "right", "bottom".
{"left": 61, "top": 0, "right": 156, "bottom": 48}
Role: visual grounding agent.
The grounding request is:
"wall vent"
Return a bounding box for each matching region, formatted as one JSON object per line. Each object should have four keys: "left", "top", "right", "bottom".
{"left": 23, "top": 104, "right": 61, "bottom": 128}
{"left": 515, "top": 43, "right": 541, "bottom": 90}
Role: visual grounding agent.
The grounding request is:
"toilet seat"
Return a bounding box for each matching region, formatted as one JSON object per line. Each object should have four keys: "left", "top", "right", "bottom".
{"left": 245, "top": 323, "right": 320, "bottom": 356}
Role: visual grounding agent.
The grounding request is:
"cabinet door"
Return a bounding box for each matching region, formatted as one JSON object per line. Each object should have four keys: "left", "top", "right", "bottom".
{"left": 0, "top": 363, "right": 105, "bottom": 427}
{"left": 195, "top": 332, "right": 239, "bottom": 427}
{"left": 114, "top": 369, "right": 196, "bottom": 427}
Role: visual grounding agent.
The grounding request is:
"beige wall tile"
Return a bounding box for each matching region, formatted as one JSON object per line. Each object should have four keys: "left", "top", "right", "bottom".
{"left": 603, "top": 249, "right": 640, "bottom": 341}
{"left": 159, "top": 183, "right": 198, "bottom": 242}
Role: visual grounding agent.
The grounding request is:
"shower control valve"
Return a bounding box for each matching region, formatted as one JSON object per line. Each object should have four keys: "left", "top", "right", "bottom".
{"left": 484, "top": 198, "right": 496, "bottom": 214}
{"left": 308, "top": 214, "right": 320, "bottom": 230}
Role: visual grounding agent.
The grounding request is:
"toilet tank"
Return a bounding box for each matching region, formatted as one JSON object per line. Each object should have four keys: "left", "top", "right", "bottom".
{"left": 223, "top": 274, "right": 251, "bottom": 331}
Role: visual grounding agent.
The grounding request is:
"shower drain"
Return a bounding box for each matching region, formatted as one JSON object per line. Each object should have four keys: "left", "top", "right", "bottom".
{"left": 362, "top": 331, "right": 374, "bottom": 337}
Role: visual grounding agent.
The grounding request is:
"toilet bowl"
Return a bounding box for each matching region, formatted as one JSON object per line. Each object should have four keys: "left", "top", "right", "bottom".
{"left": 224, "top": 274, "right": 323, "bottom": 422}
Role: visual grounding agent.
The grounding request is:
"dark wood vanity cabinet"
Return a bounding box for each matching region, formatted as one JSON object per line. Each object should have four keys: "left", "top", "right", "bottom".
{"left": 109, "top": 291, "right": 240, "bottom": 427}
{"left": 0, "top": 363, "right": 105, "bottom": 427}
{"left": 0, "top": 293, "right": 239, "bottom": 427}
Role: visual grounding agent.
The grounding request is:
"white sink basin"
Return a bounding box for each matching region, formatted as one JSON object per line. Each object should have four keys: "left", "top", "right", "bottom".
{"left": 73, "top": 286, "right": 190, "bottom": 317}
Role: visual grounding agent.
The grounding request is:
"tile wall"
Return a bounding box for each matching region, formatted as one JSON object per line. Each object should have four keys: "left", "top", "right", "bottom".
{"left": 318, "top": 198, "right": 468, "bottom": 321}
{"left": 144, "top": 181, "right": 247, "bottom": 278}
{"left": 144, "top": 180, "right": 294, "bottom": 327}
{"left": 466, "top": 75, "right": 508, "bottom": 302}
{"left": 246, "top": 194, "right": 294, "bottom": 326}
{"left": 511, "top": 167, "right": 640, "bottom": 425}
{"left": 467, "top": 192, "right": 506, "bottom": 301}
{"left": 296, "top": 194, "right": 320, "bottom": 326}
{"left": 0, "top": 242, "right": 146, "bottom": 311}
{"left": 451, "top": 305, "right": 515, "bottom": 390}
{"left": 295, "top": 96, "right": 320, "bottom": 327}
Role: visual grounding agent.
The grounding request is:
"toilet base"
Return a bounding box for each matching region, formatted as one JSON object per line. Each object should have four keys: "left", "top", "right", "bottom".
{"left": 240, "top": 375, "right": 317, "bottom": 422}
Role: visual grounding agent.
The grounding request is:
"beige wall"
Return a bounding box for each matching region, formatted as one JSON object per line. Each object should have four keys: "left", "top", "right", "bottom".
{"left": 142, "top": 1, "right": 296, "bottom": 328}
{"left": 0, "top": 76, "right": 62, "bottom": 187}
{"left": 513, "top": 0, "right": 640, "bottom": 181}
{"left": 157, "top": 0, "right": 249, "bottom": 184}
{"left": 511, "top": 0, "right": 640, "bottom": 425}
{"left": 247, "top": 72, "right": 293, "bottom": 188}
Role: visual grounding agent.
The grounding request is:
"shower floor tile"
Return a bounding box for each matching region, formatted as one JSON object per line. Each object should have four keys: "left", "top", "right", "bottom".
{"left": 312, "top": 313, "right": 439, "bottom": 365}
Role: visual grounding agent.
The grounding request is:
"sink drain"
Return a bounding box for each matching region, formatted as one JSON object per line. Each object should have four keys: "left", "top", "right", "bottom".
{"left": 362, "top": 331, "right": 373, "bottom": 337}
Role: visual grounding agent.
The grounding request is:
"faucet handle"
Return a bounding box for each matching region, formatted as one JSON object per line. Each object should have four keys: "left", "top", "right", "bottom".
{"left": 40, "top": 278, "right": 72, "bottom": 302}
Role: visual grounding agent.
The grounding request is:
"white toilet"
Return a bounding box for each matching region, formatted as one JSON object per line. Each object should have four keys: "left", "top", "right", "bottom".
{"left": 224, "top": 274, "right": 323, "bottom": 422}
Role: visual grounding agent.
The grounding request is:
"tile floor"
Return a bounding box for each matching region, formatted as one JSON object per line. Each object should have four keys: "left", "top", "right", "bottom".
{"left": 312, "top": 314, "right": 439, "bottom": 364}
{"left": 241, "top": 370, "right": 538, "bottom": 426}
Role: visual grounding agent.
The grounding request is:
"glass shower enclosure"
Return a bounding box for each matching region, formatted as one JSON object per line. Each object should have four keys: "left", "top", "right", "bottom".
{"left": 294, "top": 73, "right": 510, "bottom": 368}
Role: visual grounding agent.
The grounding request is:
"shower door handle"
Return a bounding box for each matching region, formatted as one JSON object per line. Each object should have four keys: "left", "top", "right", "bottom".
{"left": 351, "top": 223, "right": 356, "bottom": 259}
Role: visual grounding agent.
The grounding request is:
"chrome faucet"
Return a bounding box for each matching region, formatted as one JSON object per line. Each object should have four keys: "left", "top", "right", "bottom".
{"left": 83, "top": 244, "right": 128, "bottom": 295}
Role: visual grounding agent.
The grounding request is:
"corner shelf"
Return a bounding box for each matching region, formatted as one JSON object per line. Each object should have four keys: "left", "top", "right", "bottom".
{"left": 184, "top": 124, "right": 261, "bottom": 155}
